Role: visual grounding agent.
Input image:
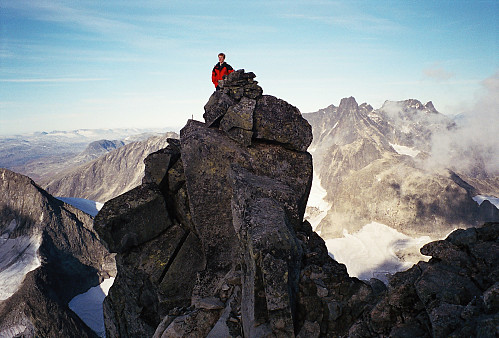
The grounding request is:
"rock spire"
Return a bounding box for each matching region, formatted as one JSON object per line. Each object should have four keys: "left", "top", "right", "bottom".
{"left": 94, "top": 71, "right": 498, "bottom": 337}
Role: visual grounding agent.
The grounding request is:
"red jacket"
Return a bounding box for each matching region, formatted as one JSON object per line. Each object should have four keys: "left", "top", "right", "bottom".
{"left": 212, "top": 62, "right": 234, "bottom": 88}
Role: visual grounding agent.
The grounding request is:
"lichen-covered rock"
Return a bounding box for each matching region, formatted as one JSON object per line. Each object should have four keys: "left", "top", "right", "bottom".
{"left": 253, "top": 95, "right": 313, "bottom": 152}
{"left": 230, "top": 166, "right": 303, "bottom": 337}
{"left": 180, "top": 118, "right": 313, "bottom": 303}
{"left": 220, "top": 96, "right": 256, "bottom": 146}
{"left": 218, "top": 70, "right": 262, "bottom": 101}
{"left": 203, "top": 90, "right": 236, "bottom": 127}
{"left": 204, "top": 69, "right": 313, "bottom": 152}
{"left": 142, "top": 139, "right": 181, "bottom": 188}
{"left": 94, "top": 184, "right": 172, "bottom": 253}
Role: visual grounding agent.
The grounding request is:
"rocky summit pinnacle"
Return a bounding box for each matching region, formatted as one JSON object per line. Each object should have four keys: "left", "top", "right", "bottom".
{"left": 93, "top": 71, "right": 498, "bottom": 337}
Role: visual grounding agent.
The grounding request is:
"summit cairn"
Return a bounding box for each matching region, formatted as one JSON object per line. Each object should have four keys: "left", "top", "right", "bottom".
{"left": 204, "top": 69, "right": 312, "bottom": 150}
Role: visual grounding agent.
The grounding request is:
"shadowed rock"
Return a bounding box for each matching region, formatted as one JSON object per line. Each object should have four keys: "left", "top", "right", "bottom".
{"left": 0, "top": 168, "right": 115, "bottom": 337}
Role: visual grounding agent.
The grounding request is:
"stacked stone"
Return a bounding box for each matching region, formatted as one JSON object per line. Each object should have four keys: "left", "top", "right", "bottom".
{"left": 204, "top": 69, "right": 311, "bottom": 151}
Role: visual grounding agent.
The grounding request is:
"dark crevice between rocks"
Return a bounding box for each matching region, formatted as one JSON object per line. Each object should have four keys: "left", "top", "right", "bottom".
{"left": 157, "top": 155, "right": 181, "bottom": 193}
{"left": 164, "top": 183, "right": 184, "bottom": 225}
{"left": 156, "top": 153, "right": 186, "bottom": 227}
{"left": 158, "top": 229, "right": 191, "bottom": 285}
{"left": 226, "top": 126, "right": 252, "bottom": 134}
{"left": 138, "top": 278, "right": 160, "bottom": 328}
{"left": 254, "top": 262, "right": 270, "bottom": 326}
{"left": 251, "top": 138, "right": 310, "bottom": 153}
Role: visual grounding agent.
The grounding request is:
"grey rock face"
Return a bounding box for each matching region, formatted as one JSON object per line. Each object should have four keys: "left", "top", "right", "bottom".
{"left": 253, "top": 95, "right": 313, "bottom": 152}
{"left": 220, "top": 96, "right": 256, "bottom": 146}
{"left": 203, "top": 90, "right": 236, "bottom": 127}
{"left": 203, "top": 69, "right": 312, "bottom": 151}
{"left": 98, "top": 72, "right": 375, "bottom": 337}
{"left": 0, "top": 168, "right": 115, "bottom": 337}
{"left": 230, "top": 166, "right": 303, "bottom": 337}
{"left": 94, "top": 183, "right": 172, "bottom": 253}
{"left": 95, "top": 139, "right": 205, "bottom": 336}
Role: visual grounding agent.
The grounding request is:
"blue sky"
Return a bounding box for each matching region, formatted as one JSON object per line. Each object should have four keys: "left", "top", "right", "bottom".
{"left": 1, "top": 0, "right": 498, "bottom": 135}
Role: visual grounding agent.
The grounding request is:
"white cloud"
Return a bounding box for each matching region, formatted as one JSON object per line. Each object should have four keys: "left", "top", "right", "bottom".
{"left": 427, "top": 71, "right": 499, "bottom": 176}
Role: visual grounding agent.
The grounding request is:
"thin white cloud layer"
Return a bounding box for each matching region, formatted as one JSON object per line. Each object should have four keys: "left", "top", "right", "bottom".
{"left": 0, "top": 78, "right": 108, "bottom": 83}
{"left": 423, "top": 63, "right": 455, "bottom": 81}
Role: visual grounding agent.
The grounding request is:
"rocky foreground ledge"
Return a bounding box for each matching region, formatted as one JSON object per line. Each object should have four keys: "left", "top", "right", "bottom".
{"left": 94, "top": 71, "right": 498, "bottom": 337}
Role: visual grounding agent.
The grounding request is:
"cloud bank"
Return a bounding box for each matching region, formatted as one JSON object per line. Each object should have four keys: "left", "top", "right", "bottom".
{"left": 428, "top": 72, "right": 499, "bottom": 177}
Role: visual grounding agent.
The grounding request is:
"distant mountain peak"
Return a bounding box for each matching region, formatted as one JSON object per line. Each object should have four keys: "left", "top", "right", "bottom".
{"left": 338, "top": 96, "right": 359, "bottom": 111}
{"left": 380, "top": 99, "right": 441, "bottom": 115}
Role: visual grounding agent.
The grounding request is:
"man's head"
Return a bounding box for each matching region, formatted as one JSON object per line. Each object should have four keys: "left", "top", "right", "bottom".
{"left": 218, "top": 53, "right": 225, "bottom": 63}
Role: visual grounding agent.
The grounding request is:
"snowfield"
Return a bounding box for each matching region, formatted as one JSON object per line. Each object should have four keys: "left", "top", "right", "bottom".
{"left": 306, "top": 172, "right": 433, "bottom": 284}
{"left": 389, "top": 143, "right": 420, "bottom": 157}
{"left": 324, "top": 222, "right": 432, "bottom": 284}
{"left": 473, "top": 195, "right": 499, "bottom": 209}
{"left": 69, "top": 277, "right": 115, "bottom": 338}
{"left": 56, "top": 197, "right": 104, "bottom": 217}
{"left": 0, "top": 220, "right": 41, "bottom": 301}
{"left": 304, "top": 172, "right": 331, "bottom": 231}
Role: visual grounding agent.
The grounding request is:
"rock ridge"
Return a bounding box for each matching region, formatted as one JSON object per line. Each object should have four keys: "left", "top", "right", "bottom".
{"left": 0, "top": 168, "right": 115, "bottom": 337}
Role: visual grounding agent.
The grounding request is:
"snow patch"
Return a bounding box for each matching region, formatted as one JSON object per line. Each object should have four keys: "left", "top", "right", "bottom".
{"left": 0, "top": 228, "right": 42, "bottom": 301}
{"left": 305, "top": 172, "right": 332, "bottom": 232}
{"left": 0, "top": 324, "right": 30, "bottom": 337}
{"left": 69, "top": 277, "right": 115, "bottom": 338}
{"left": 473, "top": 195, "right": 499, "bottom": 209}
{"left": 324, "top": 222, "right": 432, "bottom": 284}
{"left": 390, "top": 143, "right": 420, "bottom": 157}
{"left": 56, "top": 197, "right": 104, "bottom": 217}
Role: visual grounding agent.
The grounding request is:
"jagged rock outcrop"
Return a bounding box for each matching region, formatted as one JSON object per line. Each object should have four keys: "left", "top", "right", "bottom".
{"left": 350, "top": 222, "right": 499, "bottom": 337}
{"left": 44, "top": 132, "right": 178, "bottom": 203}
{"left": 95, "top": 71, "right": 380, "bottom": 337}
{"left": 94, "top": 71, "right": 498, "bottom": 337}
{"left": 0, "top": 168, "right": 115, "bottom": 337}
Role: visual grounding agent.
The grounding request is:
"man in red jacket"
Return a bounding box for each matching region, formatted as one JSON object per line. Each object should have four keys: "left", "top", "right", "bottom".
{"left": 212, "top": 53, "right": 234, "bottom": 89}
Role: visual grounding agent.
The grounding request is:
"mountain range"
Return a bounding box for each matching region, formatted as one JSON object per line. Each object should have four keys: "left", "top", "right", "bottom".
{"left": 0, "top": 70, "right": 497, "bottom": 337}
{"left": 0, "top": 128, "right": 174, "bottom": 183}
{"left": 303, "top": 96, "right": 498, "bottom": 240}
{"left": 43, "top": 132, "right": 178, "bottom": 203}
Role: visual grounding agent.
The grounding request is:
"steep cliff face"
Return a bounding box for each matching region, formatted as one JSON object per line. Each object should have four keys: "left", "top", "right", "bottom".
{"left": 95, "top": 71, "right": 378, "bottom": 337}
{"left": 0, "top": 168, "right": 115, "bottom": 337}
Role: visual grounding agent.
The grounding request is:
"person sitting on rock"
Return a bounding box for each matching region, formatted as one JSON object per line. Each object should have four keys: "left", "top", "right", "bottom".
{"left": 212, "top": 52, "right": 234, "bottom": 89}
